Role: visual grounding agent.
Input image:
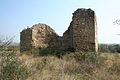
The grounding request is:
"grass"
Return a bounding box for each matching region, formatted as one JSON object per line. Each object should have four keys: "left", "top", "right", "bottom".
{"left": 19, "top": 52, "right": 120, "bottom": 80}
{"left": 1, "top": 43, "right": 120, "bottom": 80}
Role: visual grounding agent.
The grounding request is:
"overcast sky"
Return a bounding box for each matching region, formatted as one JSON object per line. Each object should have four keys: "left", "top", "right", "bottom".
{"left": 0, "top": 0, "right": 120, "bottom": 44}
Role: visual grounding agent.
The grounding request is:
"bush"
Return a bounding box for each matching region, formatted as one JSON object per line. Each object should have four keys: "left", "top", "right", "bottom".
{"left": 66, "top": 47, "right": 76, "bottom": 52}
{"left": 0, "top": 51, "right": 30, "bottom": 80}
{"left": 66, "top": 52, "right": 106, "bottom": 64}
{"left": 63, "top": 52, "right": 106, "bottom": 75}
{"left": 0, "top": 36, "right": 30, "bottom": 80}
{"left": 39, "top": 46, "right": 67, "bottom": 57}
{"left": 99, "top": 44, "right": 120, "bottom": 53}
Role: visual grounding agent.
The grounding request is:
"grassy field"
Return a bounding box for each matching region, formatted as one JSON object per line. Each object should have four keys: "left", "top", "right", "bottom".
{"left": 0, "top": 44, "right": 120, "bottom": 80}
{"left": 19, "top": 52, "right": 120, "bottom": 80}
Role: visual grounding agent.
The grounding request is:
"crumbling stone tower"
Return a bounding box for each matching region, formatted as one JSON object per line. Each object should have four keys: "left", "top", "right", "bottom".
{"left": 63, "top": 8, "right": 98, "bottom": 52}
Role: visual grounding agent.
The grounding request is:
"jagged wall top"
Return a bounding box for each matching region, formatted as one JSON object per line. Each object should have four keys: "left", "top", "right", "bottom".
{"left": 20, "top": 8, "right": 98, "bottom": 52}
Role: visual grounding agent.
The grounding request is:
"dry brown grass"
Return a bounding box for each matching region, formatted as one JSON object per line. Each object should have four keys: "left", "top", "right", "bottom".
{"left": 18, "top": 52, "right": 120, "bottom": 80}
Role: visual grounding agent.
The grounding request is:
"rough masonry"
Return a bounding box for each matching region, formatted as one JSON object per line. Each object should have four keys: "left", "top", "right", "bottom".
{"left": 20, "top": 8, "right": 98, "bottom": 52}
{"left": 20, "top": 24, "right": 60, "bottom": 52}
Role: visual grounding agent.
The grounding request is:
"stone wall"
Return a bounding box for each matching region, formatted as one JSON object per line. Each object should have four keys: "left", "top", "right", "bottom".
{"left": 31, "top": 24, "right": 59, "bottom": 48}
{"left": 20, "top": 28, "right": 32, "bottom": 52}
{"left": 20, "top": 24, "right": 59, "bottom": 52}
{"left": 62, "top": 22, "right": 73, "bottom": 50}
{"left": 71, "top": 8, "right": 98, "bottom": 52}
{"left": 20, "top": 8, "right": 98, "bottom": 52}
{"left": 62, "top": 8, "right": 98, "bottom": 52}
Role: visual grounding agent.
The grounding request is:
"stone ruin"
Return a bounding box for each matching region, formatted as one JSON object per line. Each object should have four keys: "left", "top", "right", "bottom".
{"left": 20, "top": 8, "right": 98, "bottom": 52}
{"left": 20, "top": 24, "right": 59, "bottom": 52}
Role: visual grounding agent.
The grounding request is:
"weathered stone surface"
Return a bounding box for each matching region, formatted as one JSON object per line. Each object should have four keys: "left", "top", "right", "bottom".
{"left": 20, "top": 28, "right": 32, "bottom": 52}
{"left": 20, "top": 8, "right": 98, "bottom": 52}
{"left": 63, "top": 8, "right": 98, "bottom": 52}
{"left": 20, "top": 24, "right": 59, "bottom": 52}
